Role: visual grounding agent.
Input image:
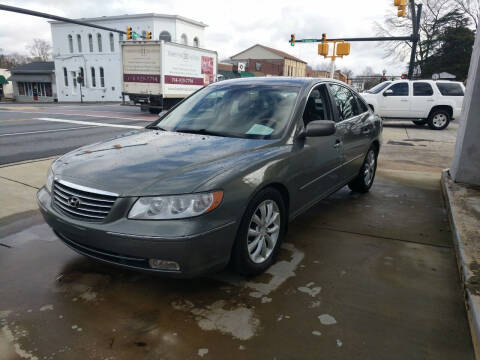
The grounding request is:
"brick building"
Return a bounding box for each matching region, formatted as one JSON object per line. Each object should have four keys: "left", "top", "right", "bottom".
{"left": 230, "top": 44, "right": 307, "bottom": 77}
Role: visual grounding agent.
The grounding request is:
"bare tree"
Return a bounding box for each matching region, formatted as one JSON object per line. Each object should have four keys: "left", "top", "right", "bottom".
{"left": 374, "top": 0, "right": 473, "bottom": 72}
{"left": 26, "top": 39, "right": 52, "bottom": 61}
{"left": 341, "top": 67, "right": 354, "bottom": 79}
{"left": 453, "top": 0, "right": 479, "bottom": 28}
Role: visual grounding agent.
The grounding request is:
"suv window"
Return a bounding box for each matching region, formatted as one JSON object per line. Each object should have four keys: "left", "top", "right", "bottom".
{"left": 413, "top": 82, "right": 433, "bottom": 96}
{"left": 436, "top": 82, "right": 464, "bottom": 96}
{"left": 302, "top": 84, "right": 332, "bottom": 125}
{"left": 354, "top": 93, "right": 369, "bottom": 113}
{"left": 386, "top": 82, "right": 409, "bottom": 96}
{"left": 328, "top": 84, "right": 361, "bottom": 121}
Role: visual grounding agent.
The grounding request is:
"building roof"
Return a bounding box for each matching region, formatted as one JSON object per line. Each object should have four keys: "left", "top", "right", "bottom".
{"left": 49, "top": 13, "right": 207, "bottom": 28}
{"left": 10, "top": 62, "right": 55, "bottom": 74}
{"left": 230, "top": 44, "right": 307, "bottom": 64}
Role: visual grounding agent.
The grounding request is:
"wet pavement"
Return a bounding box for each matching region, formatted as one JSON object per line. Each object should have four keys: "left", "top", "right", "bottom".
{"left": 0, "top": 121, "right": 474, "bottom": 359}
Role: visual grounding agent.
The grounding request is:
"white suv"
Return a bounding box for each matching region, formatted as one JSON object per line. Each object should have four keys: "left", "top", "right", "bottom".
{"left": 361, "top": 80, "right": 465, "bottom": 130}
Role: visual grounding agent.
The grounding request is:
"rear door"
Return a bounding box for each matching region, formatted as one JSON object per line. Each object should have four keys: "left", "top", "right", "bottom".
{"left": 411, "top": 82, "right": 435, "bottom": 118}
{"left": 327, "top": 83, "right": 368, "bottom": 180}
{"left": 378, "top": 82, "right": 410, "bottom": 117}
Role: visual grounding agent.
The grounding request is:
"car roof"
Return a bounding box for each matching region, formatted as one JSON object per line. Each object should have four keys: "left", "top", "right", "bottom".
{"left": 211, "top": 76, "right": 347, "bottom": 89}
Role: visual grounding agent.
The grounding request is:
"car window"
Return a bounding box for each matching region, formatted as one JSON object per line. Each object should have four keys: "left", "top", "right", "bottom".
{"left": 328, "top": 84, "right": 361, "bottom": 121}
{"left": 436, "top": 82, "right": 464, "bottom": 96}
{"left": 302, "top": 84, "right": 332, "bottom": 126}
{"left": 354, "top": 92, "right": 369, "bottom": 113}
{"left": 386, "top": 82, "right": 409, "bottom": 96}
{"left": 413, "top": 82, "right": 433, "bottom": 96}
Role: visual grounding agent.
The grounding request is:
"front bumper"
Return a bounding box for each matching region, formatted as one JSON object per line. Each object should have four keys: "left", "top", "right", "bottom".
{"left": 36, "top": 187, "right": 237, "bottom": 278}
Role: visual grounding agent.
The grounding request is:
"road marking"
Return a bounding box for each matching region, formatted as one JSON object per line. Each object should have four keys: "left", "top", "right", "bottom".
{"left": 0, "top": 126, "right": 98, "bottom": 137}
{"left": 35, "top": 117, "right": 144, "bottom": 129}
{"left": 0, "top": 109, "right": 154, "bottom": 122}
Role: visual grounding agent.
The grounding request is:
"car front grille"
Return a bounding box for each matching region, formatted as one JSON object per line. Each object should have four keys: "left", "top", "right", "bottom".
{"left": 52, "top": 180, "right": 118, "bottom": 221}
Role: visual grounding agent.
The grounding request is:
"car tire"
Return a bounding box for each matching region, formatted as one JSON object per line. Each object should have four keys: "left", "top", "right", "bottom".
{"left": 427, "top": 109, "right": 450, "bottom": 130}
{"left": 412, "top": 120, "right": 427, "bottom": 126}
{"left": 148, "top": 108, "right": 160, "bottom": 114}
{"left": 232, "top": 187, "right": 287, "bottom": 276}
{"left": 348, "top": 147, "right": 378, "bottom": 193}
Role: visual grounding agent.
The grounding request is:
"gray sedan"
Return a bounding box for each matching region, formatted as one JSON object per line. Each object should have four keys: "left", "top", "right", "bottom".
{"left": 37, "top": 77, "right": 382, "bottom": 277}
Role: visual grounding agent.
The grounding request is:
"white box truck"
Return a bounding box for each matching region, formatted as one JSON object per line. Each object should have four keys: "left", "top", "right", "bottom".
{"left": 121, "top": 40, "right": 218, "bottom": 113}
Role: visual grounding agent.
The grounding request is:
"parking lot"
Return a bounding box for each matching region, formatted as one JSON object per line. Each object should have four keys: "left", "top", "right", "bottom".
{"left": 0, "top": 112, "right": 474, "bottom": 359}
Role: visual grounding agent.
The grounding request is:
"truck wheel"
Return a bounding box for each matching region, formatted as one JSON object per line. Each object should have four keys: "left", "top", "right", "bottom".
{"left": 412, "top": 120, "right": 427, "bottom": 126}
{"left": 427, "top": 110, "right": 450, "bottom": 130}
{"left": 232, "top": 187, "right": 286, "bottom": 276}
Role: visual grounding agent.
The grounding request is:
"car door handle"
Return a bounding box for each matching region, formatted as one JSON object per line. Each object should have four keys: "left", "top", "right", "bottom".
{"left": 333, "top": 140, "right": 342, "bottom": 148}
{"left": 362, "top": 126, "right": 371, "bottom": 134}
{"left": 400, "top": 99, "right": 409, "bottom": 102}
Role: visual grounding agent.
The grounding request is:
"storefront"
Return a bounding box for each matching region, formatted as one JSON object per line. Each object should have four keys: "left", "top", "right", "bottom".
{"left": 9, "top": 62, "right": 57, "bottom": 102}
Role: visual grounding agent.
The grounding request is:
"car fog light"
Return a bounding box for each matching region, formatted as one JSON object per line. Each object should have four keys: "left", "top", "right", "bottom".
{"left": 148, "top": 259, "right": 180, "bottom": 271}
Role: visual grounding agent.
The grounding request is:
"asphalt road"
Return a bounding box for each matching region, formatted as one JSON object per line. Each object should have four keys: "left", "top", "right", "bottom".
{"left": 0, "top": 103, "right": 157, "bottom": 165}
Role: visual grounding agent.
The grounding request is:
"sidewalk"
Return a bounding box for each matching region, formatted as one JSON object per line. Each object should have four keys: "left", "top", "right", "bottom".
{"left": 442, "top": 169, "right": 480, "bottom": 358}
{"left": 0, "top": 157, "right": 55, "bottom": 219}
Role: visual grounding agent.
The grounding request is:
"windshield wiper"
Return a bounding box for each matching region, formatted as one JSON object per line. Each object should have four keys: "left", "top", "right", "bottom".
{"left": 146, "top": 124, "right": 167, "bottom": 131}
{"left": 174, "top": 128, "right": 230, "bottom": 137}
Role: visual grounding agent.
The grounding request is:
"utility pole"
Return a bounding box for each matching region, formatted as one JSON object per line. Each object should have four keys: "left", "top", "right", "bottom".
{"left": 407, "top": 0, "right": 422, "bottom": 79}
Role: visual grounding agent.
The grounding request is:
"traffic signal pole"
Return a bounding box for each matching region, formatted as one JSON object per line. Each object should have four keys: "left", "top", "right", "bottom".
{"left": 408, "top": 0, "right": 422, "bottom": 79}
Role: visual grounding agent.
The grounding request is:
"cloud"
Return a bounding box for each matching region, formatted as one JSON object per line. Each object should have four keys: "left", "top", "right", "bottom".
{"left": 0, "top": 0, "right": 406, "bottom": 75}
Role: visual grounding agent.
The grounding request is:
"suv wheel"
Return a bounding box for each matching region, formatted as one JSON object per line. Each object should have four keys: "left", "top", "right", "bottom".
{"left": 232, "top": 188, "right": 286, "bottom": 276}
{"left": 348, "top": 147, "right": 377, "bottom": 193}
{"left": 428, "top": 109, "right": 450, "bottom": 130}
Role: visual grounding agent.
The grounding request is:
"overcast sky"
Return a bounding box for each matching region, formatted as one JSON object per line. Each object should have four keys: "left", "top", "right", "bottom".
{"left": 0, "top": 0, "right": 407, "bottom": 75}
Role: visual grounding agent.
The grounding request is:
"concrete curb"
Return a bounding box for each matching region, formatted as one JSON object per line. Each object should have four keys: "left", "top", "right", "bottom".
{"left": 441, "top": 168, "right": 480, "bottom": 359}
{"left": 0, "top": 156, "right": 58, "bottom": 168}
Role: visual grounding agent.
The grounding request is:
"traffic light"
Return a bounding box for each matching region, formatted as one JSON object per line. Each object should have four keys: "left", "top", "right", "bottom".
{"left": 126, "top": 26, "right": 132, "bottom": 40}
{"left": 290, "top": 34, "right": 295, "bottom": 46}
{"left": 318, "top": 42, "right": 329, "bottom": 56}
{"left": 336, "top": 42, "right": 350, "bottom": 56}
{"left": 146, "top": 31, "right": 152, "bottom": 40}
{"left": 397, "top": 5, "right": 407, "bottom": 17}
{"left": 394, "top": 0, "right": 406, "bottom": 6}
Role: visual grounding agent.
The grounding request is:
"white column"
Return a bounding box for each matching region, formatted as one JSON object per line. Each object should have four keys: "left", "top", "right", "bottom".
{"left": 450, "top": 31, "right": 480, "bottom": 186}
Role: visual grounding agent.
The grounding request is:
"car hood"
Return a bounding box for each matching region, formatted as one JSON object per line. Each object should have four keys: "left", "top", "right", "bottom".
{"left": 53, "top": 129, "right": 274, "bottom": 196}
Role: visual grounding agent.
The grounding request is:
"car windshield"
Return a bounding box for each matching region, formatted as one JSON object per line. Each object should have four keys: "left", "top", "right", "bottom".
{"left": 366, "top": 81, "right": 391, "bottom": 94}
{"left": 150, "top": 84, "right": 300, "bottom": 139}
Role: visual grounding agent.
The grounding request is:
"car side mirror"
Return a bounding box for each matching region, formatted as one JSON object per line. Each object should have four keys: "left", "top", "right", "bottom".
{"left": 302, "top": 120, "right": 336, "bottom": 138}
{"left": 383, "top": 89, "right": 393, "bottom": 97}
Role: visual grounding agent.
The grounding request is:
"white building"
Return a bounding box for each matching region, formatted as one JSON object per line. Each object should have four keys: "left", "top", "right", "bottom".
{"left": 50, "top": 13, "right": 207, "bottom": 102}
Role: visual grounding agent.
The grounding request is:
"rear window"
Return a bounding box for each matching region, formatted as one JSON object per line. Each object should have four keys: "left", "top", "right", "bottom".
{"left": 436, "top": 82, "right": 464, "bottom": 96}
{"left": 413, "top": 82, "right": 433, "bottom": 96}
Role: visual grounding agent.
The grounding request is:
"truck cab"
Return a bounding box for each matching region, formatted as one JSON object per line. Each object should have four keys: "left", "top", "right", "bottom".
{"left": 361, "top": 80, "right": 465, "bottom": 130}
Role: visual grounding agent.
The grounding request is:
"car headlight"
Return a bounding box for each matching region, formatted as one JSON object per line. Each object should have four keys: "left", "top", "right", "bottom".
{"left": 128, "top": 191, "right": 223, "bottom": 220}
{"left": 45, "top": 167, "right": 54, "bottom": 193}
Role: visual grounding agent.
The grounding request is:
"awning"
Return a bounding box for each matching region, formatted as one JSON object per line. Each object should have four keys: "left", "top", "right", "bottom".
{"left": 239, "top": 72, "right": 255, "bottom": 78}
{"left": 0, "top": 75, "right": 8, "bottom": 85}
{"left": 7, "top": 74, "right": 52, "bottom": 82}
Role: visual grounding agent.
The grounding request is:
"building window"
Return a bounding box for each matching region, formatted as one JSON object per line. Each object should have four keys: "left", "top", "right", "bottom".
{"left": 91, "top": 67, "right": 96, "bottom": 87}
{"left": 159, "top": 31, "right": 171, "bottom": 42}
{"left": 77, "top": 34, "right": 82, "bottom": 52}
{"left": 193, "top": 37, "right": 199, "bottom": 47}
{"left": 99, "top": 67, "right": 105, "bottom": 87}
{"left": 255, "top": 62, "right": 262, "bottom": 71}
{"left": 68, "top": 35, "right": 73, "bottom": 53}
{"left": 88, "top": 34, "right": 93, "bottom": 52}
{"left": 109, "top": 32, "right": 115, "bottom": 52}
{"left": 63, "top": 67, "right": 68, "bottom": 86}
{"left": 97, "top": 33, "right": 102, "bottom": 52}
{"left": 18, "top": 82, "right": 25, "bottom": 96}
{"left": 181, "top": 34, "right": 188, "bottom": 45}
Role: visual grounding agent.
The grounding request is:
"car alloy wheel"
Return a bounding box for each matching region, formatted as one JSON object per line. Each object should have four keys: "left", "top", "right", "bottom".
{"left": 247, "top": 200, "right": 281, "bottom": 264}
{"left": 363, "top": 150, "right": 376, "bottom": 187}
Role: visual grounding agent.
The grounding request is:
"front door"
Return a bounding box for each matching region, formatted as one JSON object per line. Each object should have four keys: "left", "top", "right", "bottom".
{"left": 292, "top": 84, "right": 344, "bottom": 208}
{"left": 378, "top": 82, "right": 410, "bottom": 117}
